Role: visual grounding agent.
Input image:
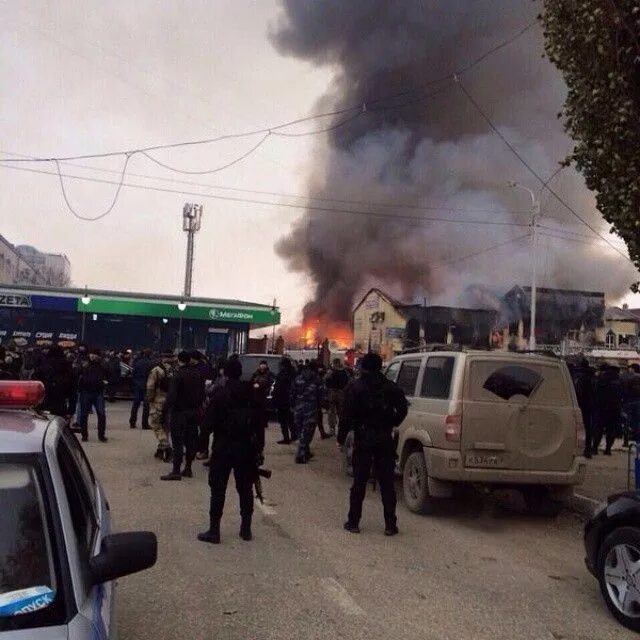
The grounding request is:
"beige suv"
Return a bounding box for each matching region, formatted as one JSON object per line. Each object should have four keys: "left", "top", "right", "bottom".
{"left": 383, "top": 350, "right": 587, "bottom": 515}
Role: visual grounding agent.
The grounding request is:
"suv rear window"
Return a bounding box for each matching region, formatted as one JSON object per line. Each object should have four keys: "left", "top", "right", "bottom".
{"left": 468, "top": 360, "right": 569, "bottom": 405}
{"left": 421, "top": 356, "right": 454, "bottom": 399}
{"left": 396, "top": 360, "right": 421, "bottom": 397}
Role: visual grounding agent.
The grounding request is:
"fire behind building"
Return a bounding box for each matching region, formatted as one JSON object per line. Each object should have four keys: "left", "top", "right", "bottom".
{"left": 352, "top": 286, "right": 606, "bottom": 359}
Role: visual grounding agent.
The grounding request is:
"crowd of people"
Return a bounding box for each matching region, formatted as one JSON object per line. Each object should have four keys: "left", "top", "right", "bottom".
{"left": 571, "top": 359, "right": 640, "bottom": 457}
{"left": 7, "top": 339, "right": 637, "bottom": 543}
{"left": 0, "top": 341, "right": 406, "bottom": 542}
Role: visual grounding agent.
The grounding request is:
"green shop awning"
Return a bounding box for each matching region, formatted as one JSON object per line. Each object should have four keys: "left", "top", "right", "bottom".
{"left": 77, "top": 297, "right": 280, "bottom": 325}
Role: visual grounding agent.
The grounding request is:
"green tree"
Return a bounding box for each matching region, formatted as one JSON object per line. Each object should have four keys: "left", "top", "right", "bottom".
{"left": 540, "top": 0, "right": 640, "bottom": 284}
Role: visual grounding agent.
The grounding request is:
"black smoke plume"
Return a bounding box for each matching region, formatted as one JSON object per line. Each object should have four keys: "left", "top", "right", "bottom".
{"left": 270, "top": 0, "right": 637, "bottom": 322}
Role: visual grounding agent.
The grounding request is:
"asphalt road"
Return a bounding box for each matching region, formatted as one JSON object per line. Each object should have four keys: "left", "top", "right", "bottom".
{"left": 82, "top": 403, "right": 627, "bottom": 640}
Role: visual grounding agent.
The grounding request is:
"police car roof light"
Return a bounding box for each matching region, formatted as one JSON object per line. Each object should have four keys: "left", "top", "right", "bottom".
{"left": 0, "top": 381, "right": 46, "bottom": 408}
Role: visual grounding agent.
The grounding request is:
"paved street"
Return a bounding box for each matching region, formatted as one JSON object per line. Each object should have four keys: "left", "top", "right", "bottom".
{"left": 82, "top": 404, "right": 625, "bottom": 640}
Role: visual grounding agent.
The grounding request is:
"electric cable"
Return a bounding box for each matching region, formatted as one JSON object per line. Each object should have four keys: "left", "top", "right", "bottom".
{"left": 455, "top": 77, "right": 635, "bottom": 265}
{"left": 0, "top": 161, "right": 533, "bottom": 228}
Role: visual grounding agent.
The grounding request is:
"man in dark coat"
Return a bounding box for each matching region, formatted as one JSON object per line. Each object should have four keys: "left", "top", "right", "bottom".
{"left": 129, "top": 349, "right": 154, "bottom": 429}
{"left": 198, "top": 359, "right": 264, "bottom": 544}
{"left": 78, "top": 348, "right": 109, "bottom": 442}
{"left": 161, "top": 351, "right": 205, "bottom": 481}
{"left": 273, "top": 358, "right": 296, "bottom": 444}
{"left": 592, "top": 363, "right": 622, "bottom": 456}
{"left": 33, "top": 346, "right": 74, "bottom": 418}
{"left": 573, "top": 359, "right": 595, "bottom": 458}
{"left": 338, "top": 353, "right": 408, "bottom": 536}
{"left": 250, "top": 360, "right": 275, "bottom": 432}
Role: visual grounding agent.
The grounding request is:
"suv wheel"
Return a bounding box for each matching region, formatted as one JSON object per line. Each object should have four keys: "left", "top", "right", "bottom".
{"left": 521, "top": 486, "right": 562, "bottom": 517}
{"left": 597, "top": 527, "right": 640, "bottom": 632}
{"left": 403, "top": 451, "right": 434, "bottom": 514}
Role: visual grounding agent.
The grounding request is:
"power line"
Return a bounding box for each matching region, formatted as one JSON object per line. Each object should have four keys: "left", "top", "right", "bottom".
{"left": 538, "top": 231, "right": 606, "bottom": 247}
{"left": 140, "top": 132, "right": 271, "bottom": 176}
{"left": 455, "top": 77, "right": 635, "bottom": 266}
{"left": 429, "top": 234, "right": 530, "bottom": 272}
{"left": 53, "top": 154, "right": 132, "bottom": 222}
{"left": 0, "top": 148, "right": 534, "bottom": 218}
{"left": 2, "top": 19, "right": 537, "bottom": 165}
{"left": 0, "top": 161, "right": 533, "bottom": 229}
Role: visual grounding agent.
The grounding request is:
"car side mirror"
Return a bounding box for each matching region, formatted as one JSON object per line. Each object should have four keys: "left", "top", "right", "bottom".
{"left": 89, "top": 532, "right": 157, "bottom": 585}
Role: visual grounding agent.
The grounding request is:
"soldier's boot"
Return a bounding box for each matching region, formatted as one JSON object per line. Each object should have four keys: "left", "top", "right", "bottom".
{"left": 198, "top": 518, "right": 221, "bottom": 544}
{"left": 154, "top": 446, "right": 163, "bottom": 459}
{"left": 239, "top": 518, "right": 252, "bottom": 542}
{"left": 162, "top": 447, "right": 173, "bottom": 463}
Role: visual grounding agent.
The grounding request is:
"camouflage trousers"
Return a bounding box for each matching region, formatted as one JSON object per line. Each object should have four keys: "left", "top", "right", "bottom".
{"left": 294, "top": 412, "right": 316, "bottom": 459}
{"left": 149, "top": 402, "right": 170, "bottom": 449}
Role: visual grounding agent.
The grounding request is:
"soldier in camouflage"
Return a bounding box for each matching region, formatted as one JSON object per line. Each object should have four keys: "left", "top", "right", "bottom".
{"left": 146, "top": 351, "right": 175, "bottom": 462}
{"left": 290, "top": 362, "right": 321, "bottom": 464}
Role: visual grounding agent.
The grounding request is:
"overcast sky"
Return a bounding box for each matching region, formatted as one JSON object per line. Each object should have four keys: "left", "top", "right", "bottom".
{"left": 1, "top": 0, "right": 333, "bottom": 324}
{"left": 1, "top": 0, "right": 639, "bottom": 328}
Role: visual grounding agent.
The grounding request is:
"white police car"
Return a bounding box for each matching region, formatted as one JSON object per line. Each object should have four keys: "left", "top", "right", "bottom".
{"left": 0, "top": 381, "right": 157, "bottom": 638}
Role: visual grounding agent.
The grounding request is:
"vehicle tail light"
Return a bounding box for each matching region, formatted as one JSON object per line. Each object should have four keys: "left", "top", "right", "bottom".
{"left": 0, "top": 381, "right": 45, "bottom": 408}
{"left": 445, "top": 414, "right": 461, "bottom": 442}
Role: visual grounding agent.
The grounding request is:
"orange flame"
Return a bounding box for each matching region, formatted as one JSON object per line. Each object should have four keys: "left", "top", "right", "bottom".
{"left": 281, "top": 319, "right": 353, "bottom": 350}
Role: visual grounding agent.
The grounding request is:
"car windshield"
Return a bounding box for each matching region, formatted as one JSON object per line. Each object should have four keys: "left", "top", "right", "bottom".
{"left": 0, "top": 462, "right": 57, "bottom": 623}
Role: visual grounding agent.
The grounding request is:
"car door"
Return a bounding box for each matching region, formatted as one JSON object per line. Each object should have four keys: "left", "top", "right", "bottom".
{"left": 461, "top": 358, "right": 575, "bottom": 471}
{"left": 394, "top": 358, "right": 423, "bottom": 452}
{"left": 56, "top": 432, "right": 114, "bottom": 639}
{"left": 411, "top": 356, "right": 457, "bottom": 449}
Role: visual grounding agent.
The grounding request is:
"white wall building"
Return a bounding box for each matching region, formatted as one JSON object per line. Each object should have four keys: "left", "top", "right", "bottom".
{"left": 0, "top": 236, "right": 71, "bottom": 287}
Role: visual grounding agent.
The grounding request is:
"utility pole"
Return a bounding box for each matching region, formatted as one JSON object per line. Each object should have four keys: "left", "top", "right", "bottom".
{"left": 182, "top": 203, "right": 203, "bottom": 297}
{"left": 271, "top": 298, "right": 277, "bottom": 354}
{"left": 508, "top": 182, "right": 540, "bottom": 351}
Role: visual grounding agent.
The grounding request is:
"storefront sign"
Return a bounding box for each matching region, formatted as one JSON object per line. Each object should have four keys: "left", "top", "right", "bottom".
{"left": 386, "top": 327, "right": 405, "bottom": 339}
{"left": 77, "top": 297, "right": 280, "bottom": 325}
{"left": 0, "top": 294, "right": 31, "bottom": 308}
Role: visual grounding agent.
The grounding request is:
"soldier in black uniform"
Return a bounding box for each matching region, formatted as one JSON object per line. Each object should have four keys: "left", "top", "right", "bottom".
{"left": 338, "top": 353, "right": 408, "bottom": 536}
{"left": 161, "top": 351, "right": 205, "bottom": 481}
{"left": 198, "top": 359, "right": 264, "bottom": 544}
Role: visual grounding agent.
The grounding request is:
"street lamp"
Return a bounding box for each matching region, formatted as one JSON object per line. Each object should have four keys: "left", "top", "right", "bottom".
{"left": 177, "top": 301, "right": 186, "bottom": 350}
{"left": 508, "top": 182, "right": 541, "bottom": 351}
{"left": 81, "top": 285, "right": 91, "bottom": 305}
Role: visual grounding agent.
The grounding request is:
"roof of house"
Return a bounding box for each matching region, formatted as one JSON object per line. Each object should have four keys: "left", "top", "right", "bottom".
{"left": 605, "top": 306, "right": 640, "bottom": 322}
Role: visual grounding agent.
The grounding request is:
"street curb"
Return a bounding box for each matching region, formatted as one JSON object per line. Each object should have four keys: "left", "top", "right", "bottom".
{"left": 568, "top": 493, "right": 599, "bottom": 518}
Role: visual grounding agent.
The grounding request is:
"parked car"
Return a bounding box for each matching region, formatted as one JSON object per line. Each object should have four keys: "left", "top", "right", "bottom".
{"left": 585, "top": 492, "right": 640, "bottom": 632}
{"left": 343, "top": 350, "right": 586, "bottom": 515}
{"left": 0, "top": 380, "right": 157, "bottom": 638}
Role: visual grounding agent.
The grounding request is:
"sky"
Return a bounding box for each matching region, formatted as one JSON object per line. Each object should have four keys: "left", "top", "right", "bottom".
{"left": 1, "top": 0, "right": 639, "bottom": 331}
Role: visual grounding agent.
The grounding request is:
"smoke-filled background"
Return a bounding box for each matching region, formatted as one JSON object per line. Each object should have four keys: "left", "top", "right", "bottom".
{"left": 270, "top": 0, "right": 638, "bottom": 325}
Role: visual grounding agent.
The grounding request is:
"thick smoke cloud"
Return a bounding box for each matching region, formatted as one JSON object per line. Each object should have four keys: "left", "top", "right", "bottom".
{"left": 270, "top": 0, "right": 638, "bottom": 322}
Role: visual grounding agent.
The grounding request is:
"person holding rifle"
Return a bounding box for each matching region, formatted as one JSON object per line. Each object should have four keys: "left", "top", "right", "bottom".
{"left": 198, "top": 359, "right": 264, "bottom": 544}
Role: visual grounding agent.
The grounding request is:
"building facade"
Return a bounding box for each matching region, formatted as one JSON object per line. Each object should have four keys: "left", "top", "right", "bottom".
{"left": 0, "top": 284, "right": 280, "bottom": 357}
{"left": 352, "top": 289, "right": 407, "bottom": 359}
{"left": 0, "top": 236, "right": 71, "bottom": 287}
{"left": 16, "top": 245, "right": 71, "bottom": 287}
{"left": 599, "top": 306, "right": 640, "bottom": 349}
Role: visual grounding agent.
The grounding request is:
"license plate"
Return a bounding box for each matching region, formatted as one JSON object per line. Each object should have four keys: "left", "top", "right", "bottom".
{"left": 465, "top": 453, "right": 504, "bottom": 468}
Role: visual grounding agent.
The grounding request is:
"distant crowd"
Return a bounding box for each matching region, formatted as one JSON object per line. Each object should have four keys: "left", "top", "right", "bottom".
{"left": 570, "top": 358, "right": 640, "bottom": 457}
{"left": 0, "top": 342, "right": 355, "bottom": 464}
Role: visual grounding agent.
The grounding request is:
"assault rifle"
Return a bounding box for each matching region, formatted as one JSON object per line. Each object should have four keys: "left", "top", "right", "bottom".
{"left": 254, "top": 466, "right": 272, "bottom": 504}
